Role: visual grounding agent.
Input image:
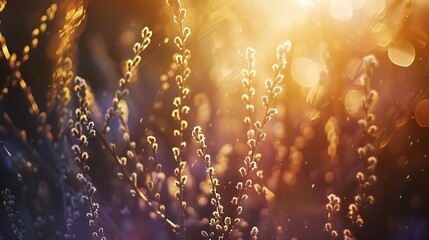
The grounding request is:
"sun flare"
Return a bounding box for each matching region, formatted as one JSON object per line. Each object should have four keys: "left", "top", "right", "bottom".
{"left": 1, "top": 0, "right": 429, "bottom": 239}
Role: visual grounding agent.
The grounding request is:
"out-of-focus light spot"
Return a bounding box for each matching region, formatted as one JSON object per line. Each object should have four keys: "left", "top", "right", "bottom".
{"left": 371, "top": 22, "right": 385, "bottom": 33}
{"left": 302, "top": 125, "right": 315, "bottom": 140}
{"left": 308, "top": 109, "right": 321, "bottom": 121}
{"left": 160, "top": 74, "right": 168, "bottom": 82}
{"left": 283, "top": 171, "right": 297, "bottom": 186}
{"left": 370, "top": 22, "right": 387, "bottom": 33}
{"left": 364, "top": 0, "right": 385, "bottom": 17}
{"left": 298, "top": 0, "right": 318, "bottom": 8}
{"left": 118, "top": 100, "right": 129, "bottom": 124}
{"left": 345, "top": 89, "right": 364, "bottom": 118}
{"left": 294, "top": 136, "right": 306, "bottom": 149}
{"left": 119, "top": 30, "right": 135, "bottom": 46}
{"left": 194, "top": 93, "right": 211, "bottom": 125}
{"left": 291, "top": 57, "right": 320, "bottom": 88}
{"left": 263, "top": 186, "right": 275, "bottom": 202}
{"left": 0, "top": 2, "right": 6, "bottom": 13}
{"left": 197, "top": 195, "right": 208, "bottom": 206}
{"left": 330, "top": 0, "right": 353, "bottom": 21}
{"left": 306, "top": 84, "right": 325, "bottom": 104}
{"left": 306, "top": 84, "right": 326, "bottom": 120}
{"left": 324, "top": 171, "right": 334, "bottom": 183}
{"left": 290, "top": 161, "right": 302, "bottom": 173}
{"left": 388, "top": 39, "right": 415, "bottom": 67}
{"left": 376, "top": 26, "right": 392, "bottom": 48}
{"left": 349, "top": 0, "right": 365, "bottom": 9}
{"left": 415, "top": 99, "right": 429, "bottom": 127}
{"left": 273, "top": 122, "right": 285, "bottom": 138}
{"left": 345, "top": 57, "right": 362, "bottom": 80}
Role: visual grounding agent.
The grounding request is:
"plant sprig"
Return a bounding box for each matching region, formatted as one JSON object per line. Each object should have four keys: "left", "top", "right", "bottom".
{"left": 166, "top": 0, "right": 192, "bottom": 238}
{"left": 71, "top": 77, "right": 106, "bottom": 240}
{"left": 347, "top": 55, "right": 379, "bottom": 229}
{"left": 192, "top": 126, "right": 224, "bottom": 239}
{"left": 92, "top": 26, "right": 179, "bottom": 233}
{"left": 222, "top": 41, "right": 291, "bottom": 240}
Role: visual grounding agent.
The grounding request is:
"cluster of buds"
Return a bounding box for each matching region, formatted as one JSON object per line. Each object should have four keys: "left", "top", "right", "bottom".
{"left": 166, "top": 1, "right": 192, "bottom": 238}
{"left": 76, "top": 174, "right": 106, "bottom": 240}
{"left": 325, "top": 194, "right": 341, "bottom": 238}
{"left": 102, "top": 27, "right": 152, "bottom": 135}
{"left": 348, "top": 55, "right": 379, "bottom": 228}
{"left": 71, "top": 77, "right": 106, "bottom": 240}
{"left": 221, "top": 41, "right": 291, "bottom": 240}
{"left": 1, "top": 189, "right": 26, "bottom": 240}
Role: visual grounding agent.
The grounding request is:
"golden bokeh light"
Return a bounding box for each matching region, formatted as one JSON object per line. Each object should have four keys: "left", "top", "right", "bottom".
{"left": 298, "top": 0, "right": 317, "bottom": 8}
{"left": 330, "top": 0, "right": 353, "bottom": 21}
{"left": 283, "top": 171, "right": 297, "bottom": 186}
{"left": 291, "top": 57, "right": 320, "bottom": 88}
{"left": 345, "top": 89, "right": 364, "bottom": 118}
{"left": 2, "top": 0, "right": 429, "bottom": 239}
{"left": 364, "top": 0, "right": 386, "bottom": 17}
{"left": 345, "top": 57, "right": 362, "bottom": 80}
{"left": 349, "top": 0, "right": 365, "bottom": 9}
{"left": 324, "top": 171, "right": 335, "bottom": 183}
{"left": 194, "top": 92, "right": 211, "bottom": 126}
{"left": 415, "top": 99, "right": 429, "bottom": 127}
{"left": 388, "top": 39, "right": 415, "bottom": 67}
{"left": 376, "top": 25, "right": 392, "bottom": 48}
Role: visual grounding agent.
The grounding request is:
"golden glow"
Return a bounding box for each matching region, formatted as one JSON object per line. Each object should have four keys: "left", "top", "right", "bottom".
{"left": 376, "top": 25, "right": 392, "bottom": 48}
{"left": 298, "top": 0, "right": 317, "bottom": 8}
{"left": 0, "top": 0, "right": 5, "bottom": 13}
{"left": 388, "top": 39, "right": 415, "bottom": 67}
{"left": 282, "top": 171, "right": 297, "bottom": 186}
{"left": 291, "top": 57, "right": 320, "bottom": 88}
{"left": 194, "top": 93, "right": 211, "bottom": 125}
{"left": 345, "top": 90, "right": 364, "bottom": 118}
{"left": 345, "top": 57, "right": 362, "bottom": 80}
{"left": 60, "top": 2, "right": 85, "bottom": 41}
{"left": 349, "top": 0, "right": 365, "bottom": 9}
{"left": 415, "top": 99, "right": 429, "bottom": 128}
{"left": 0, "top": 33, "right": 10, "bottom": 60}
{"left": 2, "top": 1, "right": 429, "bottom": 238}
{"left": 330, "top": 0, "right": 353, "bottom": 21}
{"left": 118, "top": 100, "right": 129, "bottom": 124}
{"left": 325, "top": 171, "right": 335, "bottom": 183}
{"left": 364, "top": 0, "right": 386, "bottom": 17}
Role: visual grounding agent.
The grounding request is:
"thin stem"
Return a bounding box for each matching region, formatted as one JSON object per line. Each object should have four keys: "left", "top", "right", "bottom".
{"left": 166, "top": 1, "right": 192, "bottom": 238}
{"left": 224, "top": 42, "right": 291, "bottom": 240}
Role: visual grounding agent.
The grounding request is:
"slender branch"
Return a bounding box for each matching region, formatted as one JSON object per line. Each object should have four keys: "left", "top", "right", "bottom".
{"left": 166, "top": 0, "right": 192, "bottom": 238}
{"left": 223, "top": 42, "right": 291, "bottom": 240}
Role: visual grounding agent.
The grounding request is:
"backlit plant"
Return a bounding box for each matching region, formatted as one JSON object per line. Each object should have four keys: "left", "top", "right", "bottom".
{"left": 1, "top": 0, "right": 429, "bottom": 240}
